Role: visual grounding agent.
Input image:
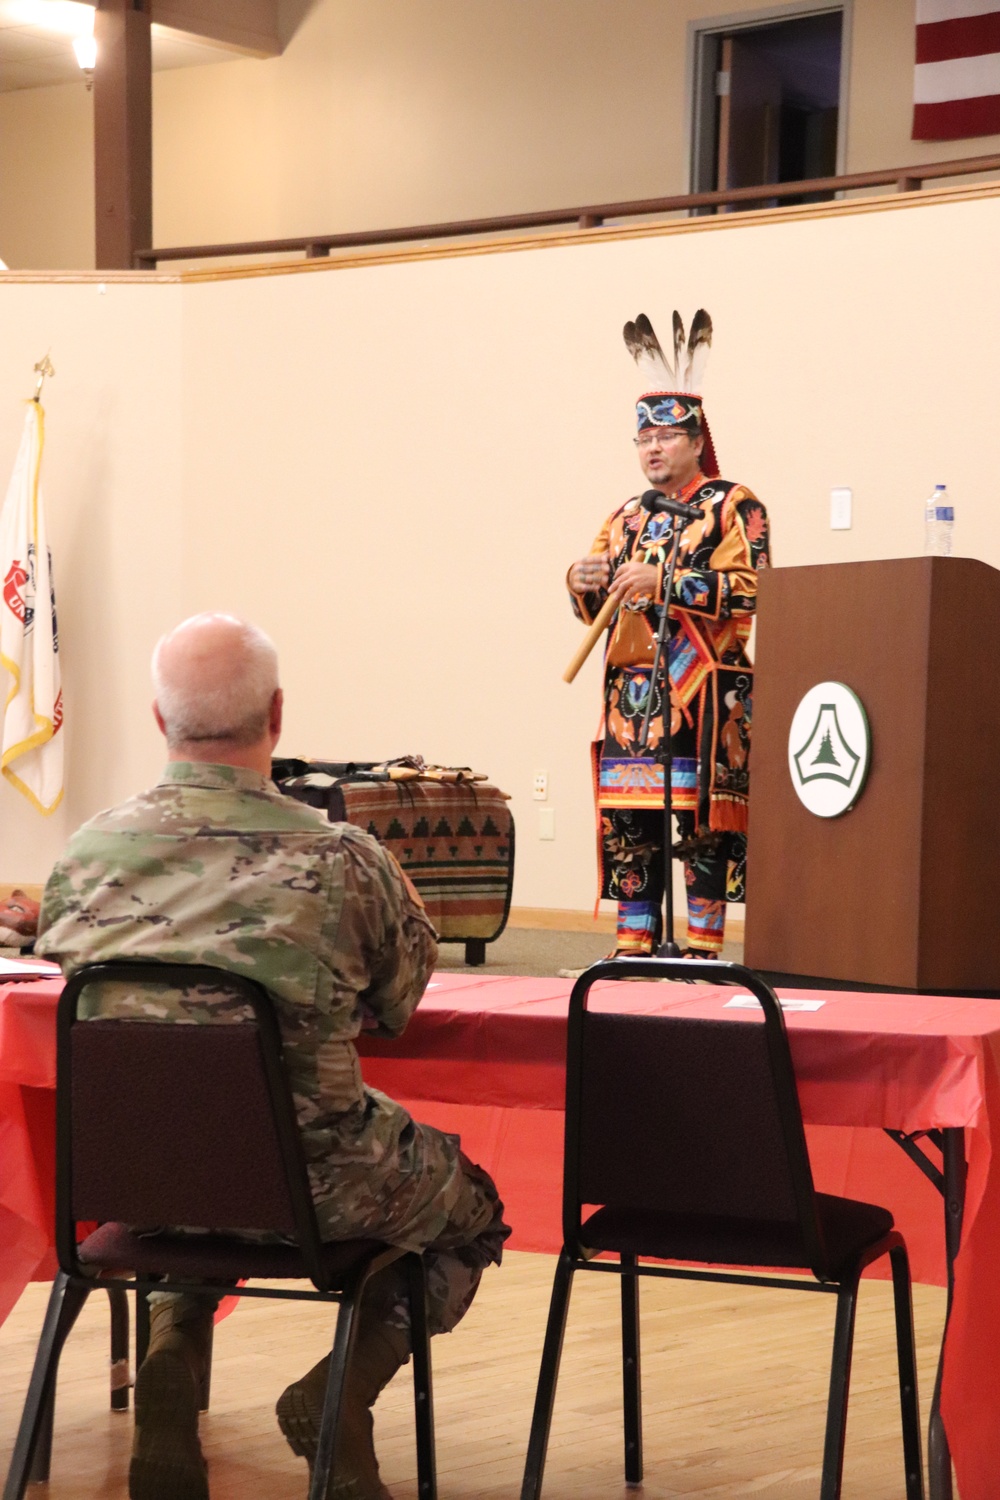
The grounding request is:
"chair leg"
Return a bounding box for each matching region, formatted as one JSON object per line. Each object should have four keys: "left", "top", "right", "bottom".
{"left": 308, "top": 1274, "right": 367, "bottom": 1500}
{"left": 3, "top": 1272, "right": 91, "bottom": 1500}
{"left": 889, "top": 1244, "right": 926, "bottom": 1500}
{"left": 135, "top": 1283, "right": 151, "bottom": 1372}
{"left": 405, "top": 1252, "right": 437, "bottom": 1500}
{"left": 108, "top": 1287, "right": 131, "bottom": 1411}
{"left": 520, "top": 1249, "right": 576, "bottom": 1500}
{"left": 198, "top": 1320, "right": 215, "bottom": 1412}
{"left": 26, "top": 1383, "right": 55, "bottom": 1487}
{"left": 819, "top": 1274, "right": 860, "bottom": 1500}
{"left": 620, "top": 1254, "right": 643, "bottom": 1486}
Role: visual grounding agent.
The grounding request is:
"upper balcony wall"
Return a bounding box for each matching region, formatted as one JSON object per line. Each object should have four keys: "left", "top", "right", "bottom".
{"left": 0, "top": 0, "right": 997, "bottom": 267}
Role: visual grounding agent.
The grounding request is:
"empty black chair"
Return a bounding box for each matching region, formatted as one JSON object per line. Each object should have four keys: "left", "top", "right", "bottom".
{"left": 521, "top": 959, "right": 924, "bottom": 1500}
{"left": 3, "top": 960, "right": 436, "bottom": 1500}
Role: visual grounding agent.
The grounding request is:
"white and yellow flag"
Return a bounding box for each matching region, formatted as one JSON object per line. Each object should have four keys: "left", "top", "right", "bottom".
{"left": 0, "top": 401, "right": 63, "bottom": 813}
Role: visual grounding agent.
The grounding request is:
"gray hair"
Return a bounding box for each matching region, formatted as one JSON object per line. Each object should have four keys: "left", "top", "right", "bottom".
{"left": 151, "top": 615, "right": 279, "bottom": 749}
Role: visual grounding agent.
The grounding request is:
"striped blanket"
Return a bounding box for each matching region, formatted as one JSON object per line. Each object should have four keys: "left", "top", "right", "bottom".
{"left": 274, "top": 762, "right": 514, "bottom": 943}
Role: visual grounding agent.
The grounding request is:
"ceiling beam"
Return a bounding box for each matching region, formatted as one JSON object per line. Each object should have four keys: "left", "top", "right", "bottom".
{"left": 94, "top": 0, "right": 152, "bottom": 270}
{"left": 150, "top": 0, "right": 281, "bottom": 57}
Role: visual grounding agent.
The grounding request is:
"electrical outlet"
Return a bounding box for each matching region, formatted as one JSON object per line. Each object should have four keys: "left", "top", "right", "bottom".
{"left": 532, "top": 771, "right": 548, "bottom": 801}
{"left": 539, "top": 808, "right": 556, "bottom": 840}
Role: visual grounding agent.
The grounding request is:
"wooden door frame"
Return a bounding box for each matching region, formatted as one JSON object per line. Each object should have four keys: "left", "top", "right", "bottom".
{"left": 686, "top": 0, "right": 853, "bottom": 195}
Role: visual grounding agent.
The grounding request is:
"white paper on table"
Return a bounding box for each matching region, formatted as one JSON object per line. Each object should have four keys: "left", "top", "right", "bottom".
{"left": 0, "top": 956, "right": 60, "bottom": 977}
{"left": 724, "top": 997, "right": 825, "bottom": 1012}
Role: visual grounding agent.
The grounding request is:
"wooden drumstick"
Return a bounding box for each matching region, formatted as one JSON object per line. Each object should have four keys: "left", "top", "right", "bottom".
{"left": 563, "top": 594, "right": 618, "bottom": 684}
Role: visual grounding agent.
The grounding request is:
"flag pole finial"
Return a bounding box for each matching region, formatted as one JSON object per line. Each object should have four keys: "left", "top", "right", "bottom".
{"left": 31, "top": 354, "right": 55, "bottom": 402}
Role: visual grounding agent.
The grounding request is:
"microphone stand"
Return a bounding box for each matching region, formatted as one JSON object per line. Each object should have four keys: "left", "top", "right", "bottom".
{"left": 637, "top": 519, "right": 685, "bottom": 958}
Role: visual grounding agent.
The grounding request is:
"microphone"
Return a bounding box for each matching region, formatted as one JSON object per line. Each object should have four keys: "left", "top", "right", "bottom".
{"left": 640, "top": 489, "right": 703, "bottom": 523}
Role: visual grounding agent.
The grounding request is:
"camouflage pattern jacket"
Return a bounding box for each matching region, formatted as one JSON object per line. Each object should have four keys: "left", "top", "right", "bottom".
{"left": 36, "top": 762, "right": 440, "bottom": 1234}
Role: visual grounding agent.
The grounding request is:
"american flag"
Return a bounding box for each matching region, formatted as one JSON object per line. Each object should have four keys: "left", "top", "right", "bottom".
{"left": 913, "top": 0, "right": 1000, "bottom": 139}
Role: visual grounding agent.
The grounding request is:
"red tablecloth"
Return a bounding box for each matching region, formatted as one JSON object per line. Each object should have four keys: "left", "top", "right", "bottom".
{"left": 4, "top": 972, "right": 1000, "bottom": 1498}
{"left": 0, "top": 980, "right": 61, "bottom": 1328}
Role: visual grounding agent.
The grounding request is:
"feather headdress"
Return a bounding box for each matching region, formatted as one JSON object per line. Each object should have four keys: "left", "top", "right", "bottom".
{"left": 622, "top": 309, "right": 713, "bottom": 395}
{"left": 623, "top": 309, "right": 719, "bottom": 476}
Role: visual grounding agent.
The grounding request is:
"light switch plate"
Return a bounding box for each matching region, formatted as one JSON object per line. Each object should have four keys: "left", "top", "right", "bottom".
{"left": 539, "top": 808, "right": 556, "bottom": 840}
{"left": 830, "top": 487, "right": 852, "bottom": 530}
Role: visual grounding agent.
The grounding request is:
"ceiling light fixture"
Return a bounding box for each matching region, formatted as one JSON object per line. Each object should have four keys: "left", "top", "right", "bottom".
{"left": 7, "top": 2, "right": 98, "bottom": 88}
{"left": 72, "top": 31, "right": 96, "bottom": 87}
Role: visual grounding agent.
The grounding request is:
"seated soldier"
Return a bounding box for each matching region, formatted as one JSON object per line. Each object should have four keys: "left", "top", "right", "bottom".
{"left": 37, "top": 613, "right": 509, "bottom": 1500}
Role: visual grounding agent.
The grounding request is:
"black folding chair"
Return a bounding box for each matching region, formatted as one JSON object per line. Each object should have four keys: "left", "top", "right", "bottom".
{"left": 521, "top": 959, "right": 924, "bottom": 1500}
{"left": 3, "top": 961, "right": 436, "bottom": 1500}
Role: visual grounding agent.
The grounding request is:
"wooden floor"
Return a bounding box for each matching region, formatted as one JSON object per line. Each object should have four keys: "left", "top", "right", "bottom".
{"left": 0, "top": 1252, "right": 949, "bottom": 1499}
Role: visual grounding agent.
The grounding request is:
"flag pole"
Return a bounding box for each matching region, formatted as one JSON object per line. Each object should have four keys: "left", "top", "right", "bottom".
{"left": 1, "top": 374, "right": 65, "bottom": 813}
{"left": 31, "top": 354, "right": 55, "bottom": 402}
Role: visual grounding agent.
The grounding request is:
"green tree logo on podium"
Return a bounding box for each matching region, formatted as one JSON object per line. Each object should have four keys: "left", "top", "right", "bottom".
{"left": 787, "top": 682, "right": 871, "bottom": 819}
{"left": 792, "top": 705, "right": 860, "bottom": 789}
{"left": 812, "top": 728, "right": 839, "bottom": 768}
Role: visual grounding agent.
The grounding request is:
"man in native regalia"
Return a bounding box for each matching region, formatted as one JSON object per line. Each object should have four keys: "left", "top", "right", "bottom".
{"left": 567, "top": 311, "right": 770, "bottom": 957}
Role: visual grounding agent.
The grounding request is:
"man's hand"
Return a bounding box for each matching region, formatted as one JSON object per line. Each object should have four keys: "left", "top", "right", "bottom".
{"left": 569, "top": 555, "right": 610, "bottom": 594}
{"left": 609, "top": 560, "right": 659, "bottom": 605}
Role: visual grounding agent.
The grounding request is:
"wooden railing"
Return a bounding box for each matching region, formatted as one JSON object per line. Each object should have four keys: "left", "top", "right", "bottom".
{"left": 133, "top": 151, "right": 1000, "bottom": 270}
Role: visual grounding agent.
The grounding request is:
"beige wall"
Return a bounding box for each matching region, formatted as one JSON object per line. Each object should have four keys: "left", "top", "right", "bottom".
{"left": 1, "top": 186, "right": 999, "bottom": 914}
{"left": 0, "top": 276, "right": 184, "bottom": 873}
{"left": 3, "top": 0, "right": 1000, "bottom": 272}
{"left": 0, "top": 82, "right": 94, "bottom": 272}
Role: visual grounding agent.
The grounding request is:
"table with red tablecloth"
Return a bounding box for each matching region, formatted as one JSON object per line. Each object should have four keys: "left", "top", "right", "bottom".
{"left": 4, "top": 972, "right": 1000, "bottom": 1500}
{"left": 357, "top": 970, "right": 1000, "bottom": 1500}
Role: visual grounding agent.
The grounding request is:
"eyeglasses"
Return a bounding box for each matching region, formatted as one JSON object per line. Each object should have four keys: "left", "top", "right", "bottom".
{"left": 633, "top": 429, "right": 691, "bottom": 449}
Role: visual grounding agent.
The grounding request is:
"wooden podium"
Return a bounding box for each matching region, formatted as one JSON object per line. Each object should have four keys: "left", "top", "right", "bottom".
{"left": 744, "top": 557, "right": 1000, "bottom": 991}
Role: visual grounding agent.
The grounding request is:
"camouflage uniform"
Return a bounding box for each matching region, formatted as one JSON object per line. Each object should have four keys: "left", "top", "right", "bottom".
{"left": 36, "top": 762, "right": 509, "bottom": 1337}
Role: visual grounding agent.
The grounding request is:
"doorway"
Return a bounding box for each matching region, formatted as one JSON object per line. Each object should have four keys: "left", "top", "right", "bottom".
{"left": 690, "top": 7, "right": 845, "bottom": 205}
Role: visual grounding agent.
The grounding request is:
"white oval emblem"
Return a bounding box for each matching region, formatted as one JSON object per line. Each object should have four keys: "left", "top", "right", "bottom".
{"left": 788, "top": 682, "right": 871, "bottom": 818}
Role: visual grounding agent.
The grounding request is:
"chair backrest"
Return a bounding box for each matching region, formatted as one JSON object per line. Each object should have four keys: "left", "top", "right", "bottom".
{"left": 564, "top": 959, "right": 829, "bottom": 1275}
{"left": 55, "top": 960, "right": 331, "bottom": 1289}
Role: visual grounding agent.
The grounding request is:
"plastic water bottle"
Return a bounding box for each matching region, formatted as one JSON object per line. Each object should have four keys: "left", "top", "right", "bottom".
{"left": 924, "top": 484, "right": 954, "bottom": 557}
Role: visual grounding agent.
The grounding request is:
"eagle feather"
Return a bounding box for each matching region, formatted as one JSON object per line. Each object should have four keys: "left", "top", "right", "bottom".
{"left": 684, "top": 309, "right": 713, "bottom": 394}
{"left": 623, "top": 312, "right": 674, "bottom": 389}
{"left": 672, "top": 311, "right": 686, "bottom": 388}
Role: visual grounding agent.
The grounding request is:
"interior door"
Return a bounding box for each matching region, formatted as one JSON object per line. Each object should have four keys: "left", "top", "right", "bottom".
{"left": 717, "top": 34, "right": 783, "bottom": 191}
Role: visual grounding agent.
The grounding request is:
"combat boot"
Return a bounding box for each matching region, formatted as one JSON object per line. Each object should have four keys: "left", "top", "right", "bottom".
{"left": 129, "top": 1293, "right": 214, "bottom": 1500}
{"left": 276, "top": 1269, "right": 411, "bottom": 1500}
